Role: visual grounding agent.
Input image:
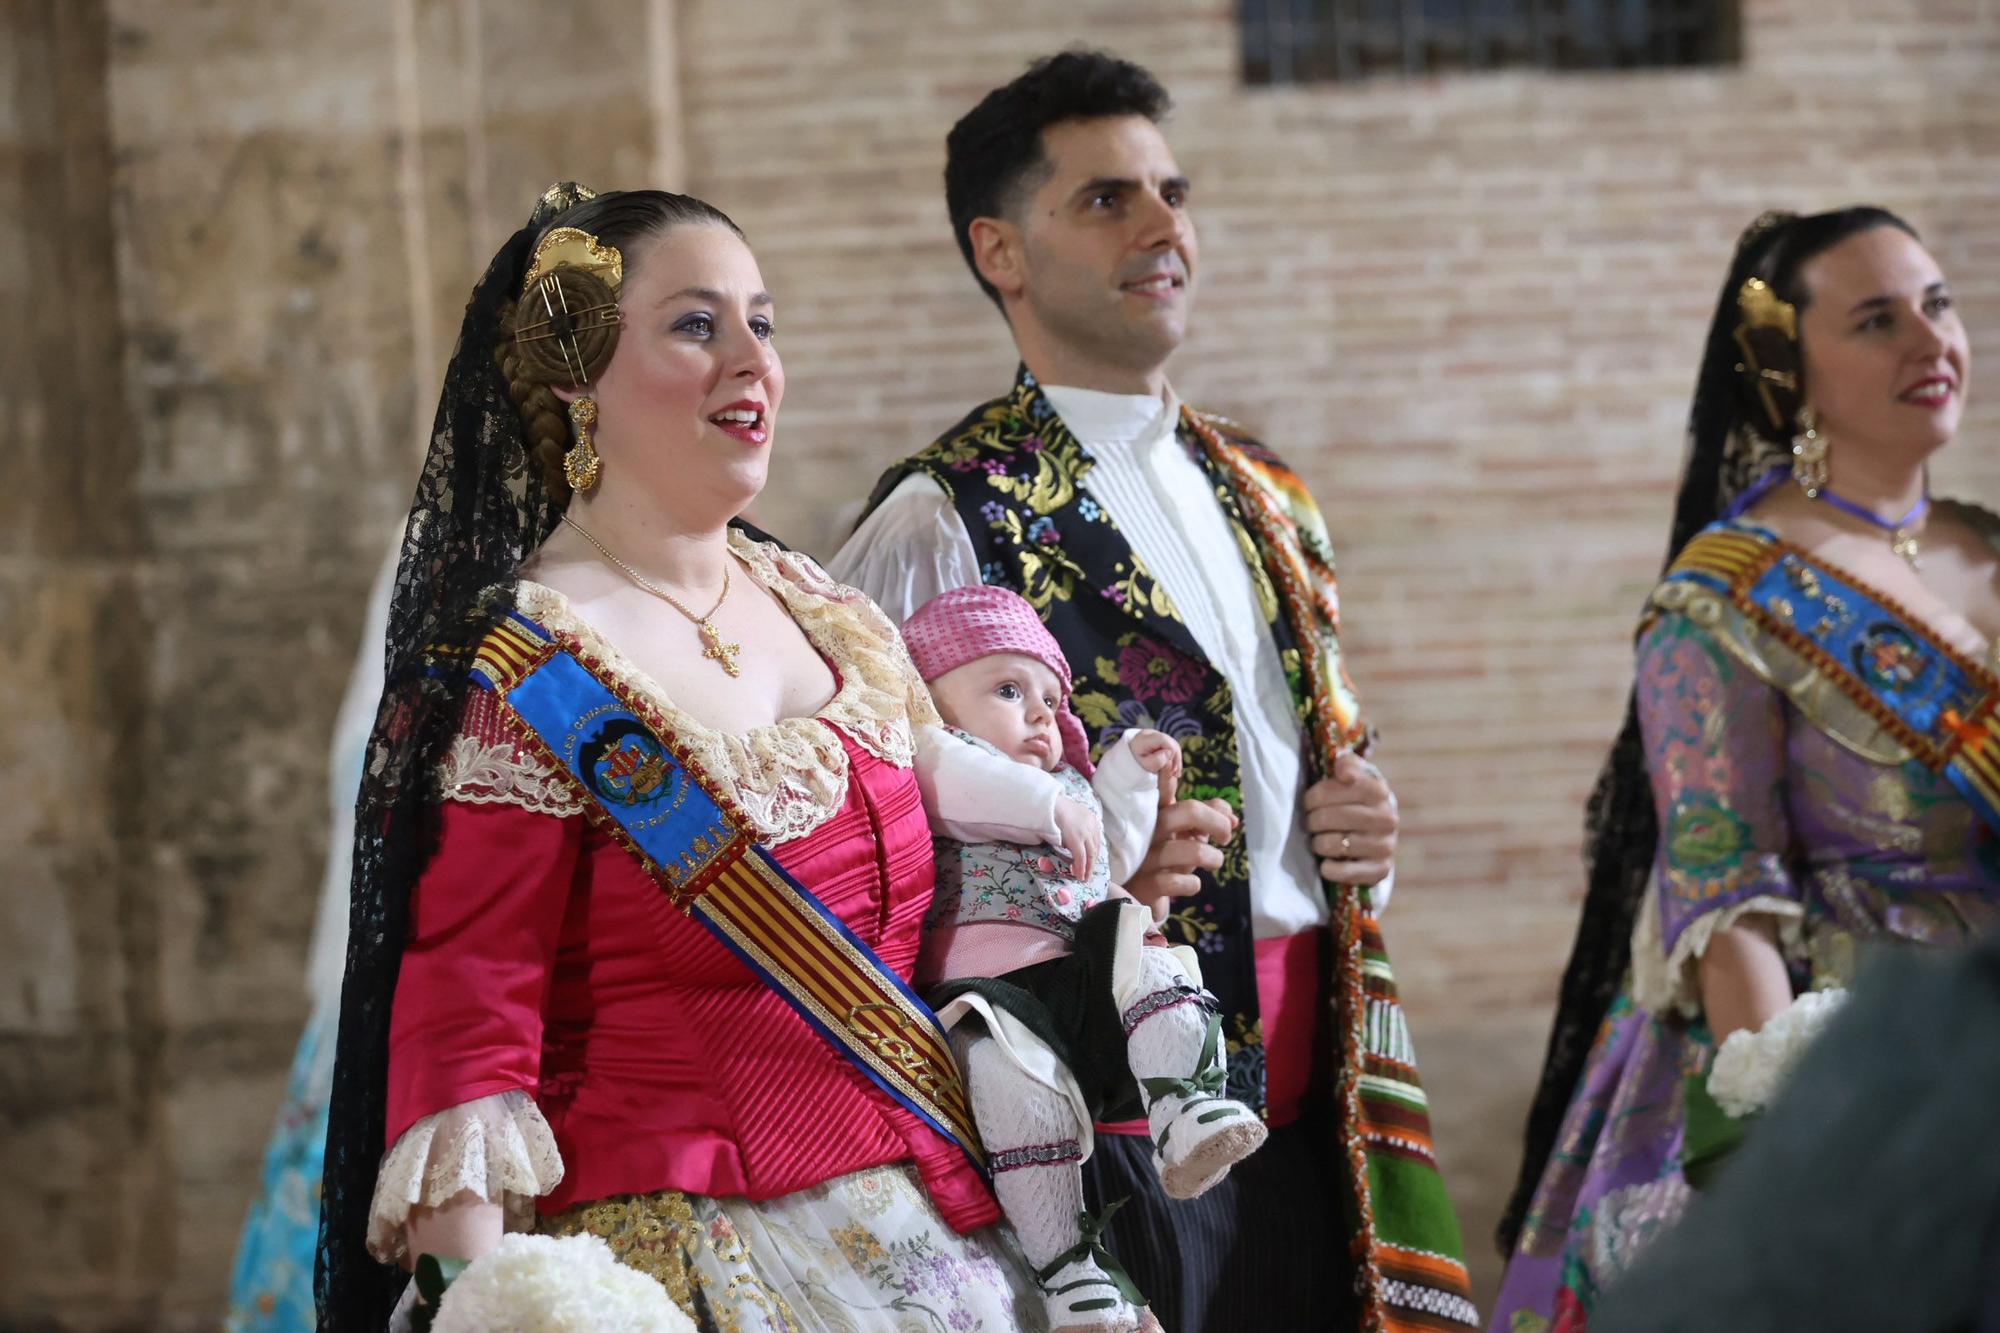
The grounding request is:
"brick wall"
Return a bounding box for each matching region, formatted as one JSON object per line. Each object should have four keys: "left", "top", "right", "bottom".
{"left": 4, "top": 1, "right": 1997, "bottom": 1324}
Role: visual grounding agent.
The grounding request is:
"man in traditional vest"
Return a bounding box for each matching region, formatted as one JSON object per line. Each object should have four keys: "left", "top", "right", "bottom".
{"left": 831, "top": 50, "right": 1475, "bottom": 1332}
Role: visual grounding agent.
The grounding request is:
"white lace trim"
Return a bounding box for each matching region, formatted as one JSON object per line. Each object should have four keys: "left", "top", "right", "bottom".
{"left": 513, "top": 532, "right": 934, "bottom": 846}
{"left": 1630, "top": 874, "right": 1807, "bottom": 1019}
{"left": 365, "top": 1090, "right": 565, "bottom": 1265}
{"left": 435, "top": 734, "right": 585, "bottom": 818}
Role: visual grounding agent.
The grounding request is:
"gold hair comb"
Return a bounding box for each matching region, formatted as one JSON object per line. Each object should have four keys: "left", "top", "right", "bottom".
{"left": 522, "top": 226, "right": 624, "bottom": 296}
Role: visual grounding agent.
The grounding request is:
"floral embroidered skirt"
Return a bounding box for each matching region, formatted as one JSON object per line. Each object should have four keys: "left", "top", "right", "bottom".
{"left": 1488, "top": 993, "right": 1702, "bottom": 1332}
{"left": 539, "top": 1163, "right": 1043, "bottom": 1333}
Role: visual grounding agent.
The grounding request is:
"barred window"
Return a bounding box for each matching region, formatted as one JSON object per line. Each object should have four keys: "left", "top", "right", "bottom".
{"left": 1241, "top": 0, "right": 1739, "bottom": 84}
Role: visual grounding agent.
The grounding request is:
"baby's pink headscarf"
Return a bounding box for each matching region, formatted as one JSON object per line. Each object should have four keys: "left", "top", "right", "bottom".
{"left": 901, "top": 585, "right": 1095, "bottom": 777}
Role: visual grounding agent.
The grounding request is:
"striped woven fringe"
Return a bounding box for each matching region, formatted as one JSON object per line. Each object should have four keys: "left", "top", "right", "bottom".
{"left": 1188, "top": 413, "right": 1476, "bottom": 1330}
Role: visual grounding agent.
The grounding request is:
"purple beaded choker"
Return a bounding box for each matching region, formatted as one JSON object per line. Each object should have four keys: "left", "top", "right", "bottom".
{"left": 1813, "top": 484, "right": 1930, "bottom": 568}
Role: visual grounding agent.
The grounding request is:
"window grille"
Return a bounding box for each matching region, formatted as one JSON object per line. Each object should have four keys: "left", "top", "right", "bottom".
{"left": 1241, "top": 0, "right": 1738, "bottom": 84}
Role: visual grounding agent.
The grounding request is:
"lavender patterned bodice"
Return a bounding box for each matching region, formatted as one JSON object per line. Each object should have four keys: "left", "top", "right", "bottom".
{"left": 1640, "top": 606, "right": 2000, "bottom": 966}
{"left": 926, "top": 731, "right": 1110, "bottom": 942}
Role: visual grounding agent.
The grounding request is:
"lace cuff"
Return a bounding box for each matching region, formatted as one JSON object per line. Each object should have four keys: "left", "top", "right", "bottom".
{"left": 434, "top": 689, "right": 584, "bottom": 818}
{"left": 365, "top": 1090, "right": 565, "bottom": 1264}
{"left": 1630, "top": 876, "right": 1806, "bottom": 1019}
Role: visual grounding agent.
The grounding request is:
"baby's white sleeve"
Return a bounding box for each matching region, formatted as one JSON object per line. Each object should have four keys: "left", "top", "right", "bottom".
{"left": 914, "top": 725, "right": 1065, "bottom": 846}
{"left": 1092, "top": 734, "right": 1161, "bottom": 885}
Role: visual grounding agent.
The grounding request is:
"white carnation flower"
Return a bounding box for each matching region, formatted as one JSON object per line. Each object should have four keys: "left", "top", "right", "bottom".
{"left": 1706, "top": 987, "right": 1848, "bottom": 1119}
{"left": 431, "top": 1232, "right": 695, "bottom": 1333}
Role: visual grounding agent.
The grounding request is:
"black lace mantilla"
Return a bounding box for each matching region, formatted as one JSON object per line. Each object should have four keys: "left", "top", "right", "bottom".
{"left": 312, "top": 187, "right": 572, "bottom": 1330}
{"left": 1496, "top": 215, "right": 1806, "bottom": 1255}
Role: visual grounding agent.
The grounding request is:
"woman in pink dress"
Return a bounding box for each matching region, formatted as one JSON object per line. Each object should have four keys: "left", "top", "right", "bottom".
{"left": 315, "top": 183, "right": 1039, "bottom": 1331}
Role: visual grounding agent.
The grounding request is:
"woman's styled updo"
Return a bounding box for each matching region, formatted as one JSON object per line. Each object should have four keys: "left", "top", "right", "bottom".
{"left": 492, "top": 189, "right": 745, "bottom": 501}
{"left": 1725, "top": 205, "right": 1918, "bottom": 445}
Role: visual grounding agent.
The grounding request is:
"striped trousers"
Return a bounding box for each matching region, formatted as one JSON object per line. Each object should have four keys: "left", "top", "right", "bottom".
{"left": 1082, "top": 1107, "right": 1358, "bottom": 1331}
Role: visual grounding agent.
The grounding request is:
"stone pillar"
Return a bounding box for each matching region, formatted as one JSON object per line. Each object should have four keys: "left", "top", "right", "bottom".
{"left": 0, "top": 1, "right": 172, "bottom": 1324}
{"left": 3, "top": 0, "right": 688, "bottom": 1324}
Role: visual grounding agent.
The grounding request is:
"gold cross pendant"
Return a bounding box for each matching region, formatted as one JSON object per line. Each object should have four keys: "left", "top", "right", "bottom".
{"left": 698, "top": 620, "right": 742, "bottom": 677}
{"left": 1892, "top": 529, "right": 1922, "bottom": 570}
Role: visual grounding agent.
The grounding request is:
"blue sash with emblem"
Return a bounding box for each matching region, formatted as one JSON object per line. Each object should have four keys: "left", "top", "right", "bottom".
{"left": 1668, "top": 523, "right": 2000, "bottom": 837}
{"left": 467, "top": 609, "right": 985, "bottom": 1172}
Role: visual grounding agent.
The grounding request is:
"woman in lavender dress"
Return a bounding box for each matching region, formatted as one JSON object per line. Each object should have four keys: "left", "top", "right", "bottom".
{"left": 1492, "top": 207, "right": 2000, "bottom": 1331}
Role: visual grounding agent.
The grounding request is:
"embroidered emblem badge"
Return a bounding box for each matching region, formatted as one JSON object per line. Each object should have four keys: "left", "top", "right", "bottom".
{"left": 580, "top": 718, "right": 679, "bottom": 807}
{"left": 1853, "top": 622, "right": 1932, "bottom": 694}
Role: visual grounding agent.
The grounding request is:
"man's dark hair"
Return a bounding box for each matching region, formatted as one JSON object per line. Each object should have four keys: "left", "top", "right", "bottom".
{"left": 944, "top": 49, "right": 1171, "bottom": 307}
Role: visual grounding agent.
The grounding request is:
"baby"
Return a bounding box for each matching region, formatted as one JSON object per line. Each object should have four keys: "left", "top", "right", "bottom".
{"left": 901, "top": 586, "right": 1266, "bottom": 1333}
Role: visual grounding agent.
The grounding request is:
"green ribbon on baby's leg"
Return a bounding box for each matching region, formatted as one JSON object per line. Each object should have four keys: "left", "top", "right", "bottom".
{"left": 1034, "top": 1197, "right": 1149, "bottom": 1310}
{"left": 1138, "top": 1012, "right": 1235, "bottom": 1156}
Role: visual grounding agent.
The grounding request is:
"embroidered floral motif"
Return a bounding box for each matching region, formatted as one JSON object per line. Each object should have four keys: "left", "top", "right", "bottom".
{"left": 436, "top": 733, "right": 586, "bottom": 817}
{"left": 541, "top": 1187, "right": 769, "bottom": 1328}
{"left": 829, "top": 1222, "right": 888, "bottom": 1265}
{"left": 983, "top": 505, "right": 1091, "bottom": 613}
{"left": 1078, "top": 635, "right": 1220, "bottom": 804}
{"left": 1782, "top": 555, "right": 1856, "bottom": 636}
{"left": 433, "top": 688, "right": 586, "bottom": 817}
{"left": 1665, "top": 795, "right": 1752, "bottom": 878}
{"left": 1116, "top": 634, "right": 1207, "bottom": 704}
{"left": 1118, "top": 696, "right": 1204, "bottom": 742}
{"left": 1165, "top": 899, "right": 1224, "bottom": 953}
{"left": 540, "top": 1165, "right": 1035, "bottom": 1331}
{"left": 1224, "top": 1014, "right": 1267, "bottom": 1105}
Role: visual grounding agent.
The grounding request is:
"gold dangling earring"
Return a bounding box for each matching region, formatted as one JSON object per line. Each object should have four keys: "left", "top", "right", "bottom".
{"left": 564, "top": 395, "right": 601, "bottom": 493}
{"left": 1790, "top": 405, "right": 1828, "bottom": 498}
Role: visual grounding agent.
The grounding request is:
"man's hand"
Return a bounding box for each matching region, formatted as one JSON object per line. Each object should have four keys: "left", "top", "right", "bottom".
{"left": 1302, "top": 751, "right": 1397, "bottom": 887}
{"left": 1051, "top": 796, "right": 1103, "bottom": 883}
{"left": 1123, "top": 794, "right": 1237, "bottom": 914}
